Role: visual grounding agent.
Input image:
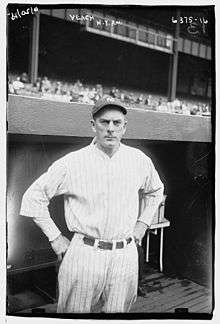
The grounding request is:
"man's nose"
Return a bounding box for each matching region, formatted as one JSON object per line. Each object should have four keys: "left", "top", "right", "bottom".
{"left": 107, "top": 121, "right": 114, "bottom": 131}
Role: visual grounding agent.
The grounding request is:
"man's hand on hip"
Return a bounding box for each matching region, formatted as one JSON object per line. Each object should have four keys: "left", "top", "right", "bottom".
{"left": 133, "top": 221, "right": 149, "bottom": 246}
{"left": 51, "top": 234, "right": 71, "bottom": 261}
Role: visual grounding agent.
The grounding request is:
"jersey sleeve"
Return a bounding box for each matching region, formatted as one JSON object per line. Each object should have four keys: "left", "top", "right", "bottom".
{"left": 138, "top": 155, "right": 164, "bottom": 227}
{"left": 20, "top": 157, "right": 69, "bottom": 241}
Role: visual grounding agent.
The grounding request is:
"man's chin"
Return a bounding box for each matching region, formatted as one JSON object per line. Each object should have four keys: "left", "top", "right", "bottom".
{"left": 103, "top": 140, "right": 118, "bottom": 147}
{"left": 105, "top": 142, "right": 115, "bottom": 147}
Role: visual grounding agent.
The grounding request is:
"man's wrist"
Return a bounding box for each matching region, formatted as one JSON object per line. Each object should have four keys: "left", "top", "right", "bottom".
{"left": 137, "top": 220, "right": 150, "bottom": 231}
{"left": 50, "top": 233, "right": 62, "bottom": 243}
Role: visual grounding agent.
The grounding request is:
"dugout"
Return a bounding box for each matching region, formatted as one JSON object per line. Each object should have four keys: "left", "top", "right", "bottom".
{"left": 7, "top": 95, "right": 213, "bottom": 284}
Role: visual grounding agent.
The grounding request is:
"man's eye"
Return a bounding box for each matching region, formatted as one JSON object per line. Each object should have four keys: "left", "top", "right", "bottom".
{"left": 114, "top": 121, "right": 122, "bottom": 126}
{"left": 101, "top": 121, "right": 108, "bottom": 125}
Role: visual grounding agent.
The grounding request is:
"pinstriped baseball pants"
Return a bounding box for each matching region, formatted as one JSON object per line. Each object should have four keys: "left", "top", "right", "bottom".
{"left": 57, "top": 234, "right": 138, "bottom": 313}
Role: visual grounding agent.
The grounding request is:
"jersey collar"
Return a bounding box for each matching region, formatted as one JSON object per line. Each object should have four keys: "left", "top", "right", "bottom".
{"left": 90, "top": 137, "right": 125, "bottom": 160}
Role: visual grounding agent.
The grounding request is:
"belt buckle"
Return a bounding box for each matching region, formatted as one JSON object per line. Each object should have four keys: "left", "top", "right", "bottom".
{"left": 93, "top": 238, "right": 99, "bottom": 249}
{"left": 97, "top": 240, "right": 103, "bottom": 249}
{"left": 97, "top": 240, "right": 113, "bottom": 250}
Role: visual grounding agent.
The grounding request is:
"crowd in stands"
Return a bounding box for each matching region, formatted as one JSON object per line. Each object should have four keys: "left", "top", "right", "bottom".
{"left": 8, "top": 73, "right": 211, "bottom": 117}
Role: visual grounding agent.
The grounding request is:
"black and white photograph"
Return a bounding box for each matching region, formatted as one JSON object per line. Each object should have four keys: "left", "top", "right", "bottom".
{"left": 5, "top": 1, "right": 215, "bottom": 320}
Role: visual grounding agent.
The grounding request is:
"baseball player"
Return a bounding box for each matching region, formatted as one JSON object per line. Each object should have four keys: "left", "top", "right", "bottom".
{"left": 20, "top": 97, "right": 164, "bottom": 313}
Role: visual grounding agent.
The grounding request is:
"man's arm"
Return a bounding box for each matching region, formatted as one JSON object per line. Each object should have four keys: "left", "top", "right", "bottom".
{"left": 133, "top": 156, "right": 164, "bottom": 243}
{"left": 20, "top": 158, "right": 71, "bottom": 256}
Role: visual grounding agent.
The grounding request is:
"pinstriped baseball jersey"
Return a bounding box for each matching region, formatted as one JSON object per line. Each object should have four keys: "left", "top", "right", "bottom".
{"left": 20, "top": 138, "right": 164, "bottom": 242}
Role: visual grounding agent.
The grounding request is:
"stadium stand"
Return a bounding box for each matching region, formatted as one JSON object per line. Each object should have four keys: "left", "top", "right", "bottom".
{"left": 7, "top": 6, "right": 212, "bottom": 119}
{"left": 8, "top": 73, "right": 211, "bottom": 117}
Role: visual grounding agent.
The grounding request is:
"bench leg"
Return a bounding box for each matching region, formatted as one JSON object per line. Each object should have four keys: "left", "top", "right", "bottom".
{"left": 146, "top": 230, "right": 150, "bottom": 262}
{"left": 159, "top": 228, "right": 164, "bottom": 272}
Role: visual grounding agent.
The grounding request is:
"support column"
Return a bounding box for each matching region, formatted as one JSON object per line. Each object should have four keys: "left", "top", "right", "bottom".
{"left": 7, "top": 12, "right": 10, "bottom": 73}
{"left": 160, "top": 228, "right": 164, "bottom": 272}
{"left": 168, "top": 9, "right": 180, "bottom": 101}
{"left": 146, "top": 231, "right": 150, "bottom": 262}
{"left": 29, "top": 12, "right": 40, "bottom": 84}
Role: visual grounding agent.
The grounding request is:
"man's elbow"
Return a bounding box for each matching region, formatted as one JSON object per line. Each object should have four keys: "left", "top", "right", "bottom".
{"left": 160, "top": 183, "right": 165, "bottom": 200}
{"left": 20, "top": 187, "right": 37, "bottom": 217}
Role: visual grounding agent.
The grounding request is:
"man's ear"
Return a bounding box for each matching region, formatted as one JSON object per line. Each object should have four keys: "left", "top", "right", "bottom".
{"left": 122, "top": 120, "right": 127, "bottom": 135}
{"left": 90, "top": 119, "right": 96, "bottom": 133}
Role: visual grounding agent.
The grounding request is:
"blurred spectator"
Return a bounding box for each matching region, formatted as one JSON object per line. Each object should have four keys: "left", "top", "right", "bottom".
{"left": 173, "top": 98, "right": 181, "bottom": 113}
{"left": 168, "top": 100, "right": 177, "bottom": 113}
{"left": 20, "top": 72, "right": 29, "bottom": 84}
{"left": 79, "top": 87, "right": 95, "bottom": 104}
{"left": 33, "top": 77, "right": 42, "bottom": 92}
{"left": 72, "top": 79, "right": 83, "bottom": 94}
{"left": 201, "top": 104, "right": 208, "bottom": 114}
{"left": 190, "top": 104, "right": 199, "bottom": 115}
{"left": 89, "top": 87, "right": 97, "bottom": 98}
{"left": 117, "top": 89, "right": 123, "bottom": 100}
{"left": 124, "top": 93, "right": 131, "bottom": 104}
{"left": 120, "top": 92, "right": 125, "bottom": 101}
{"left": 92, "top": 84, "right": 103, "bottom": 102}
{"left": 63, "top": 90, "right": 72, "bottom": 102}
{"left": 12, "top": 77, "right": 24, "bottom": 94}
{"left": 70, "top": 91, "right": 80, "bottom": 103}
{"left": 129, "top": 93, "right": 135, "bottom": 104}
{"left": 145, "top": 95, "right": 152, "bottom": 106}
{"left": 136, "top": 94, "right": 144, "bottom": 104}
{"left": 55, "top": 81, "right": 62, "bottom": 95}
{"left": 157, "top": 97, "right": 164, "bottom": 112}
{"left": 110, "top": 87, "right": 124, "bottom": 101}
{"left": 109, "top": 87, "right": 117, "bottom": 98}
{"left": 96, "top": 84, "right": 103, "bottom": 98}
{"left": 8, "top": 81, "right": 15, "bottom": 94}
{"left": 201, "top": 104, "right": 211, "bottom": 116}
{"left": 166, "top": 101, "right": 173, "bottom": 113}
{"left": 41, "top": 76, "right": 51, "bottom": 93}
{"left": 182, "top": 101, "right": 190, "bottom": 115}
{"left": 197, "top": 104, "right": 203, "bottom": 116}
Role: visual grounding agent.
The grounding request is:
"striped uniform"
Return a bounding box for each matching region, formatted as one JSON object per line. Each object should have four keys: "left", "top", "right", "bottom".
{"left": 20, "top": 139, "right": 164, "bottom": 313}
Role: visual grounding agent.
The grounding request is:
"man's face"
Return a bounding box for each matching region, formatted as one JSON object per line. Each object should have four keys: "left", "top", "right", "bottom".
{"left": 91, "top": 107, "right": 127, "bottom": 150}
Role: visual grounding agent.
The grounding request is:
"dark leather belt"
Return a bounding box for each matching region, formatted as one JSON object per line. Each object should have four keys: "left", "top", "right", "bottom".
{"left": 82, "top": 236, "right": 132, "bottom": 250}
